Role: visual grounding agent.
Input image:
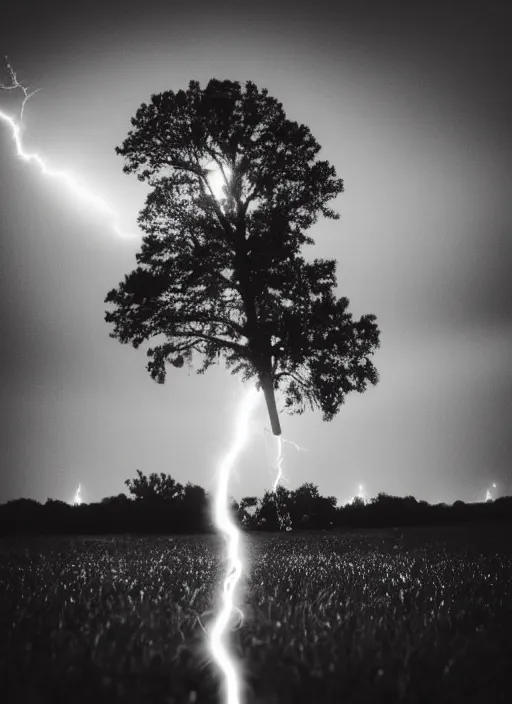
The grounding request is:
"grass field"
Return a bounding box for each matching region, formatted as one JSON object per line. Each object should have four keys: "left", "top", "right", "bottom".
{"left": 1, "top": 525, "right": 511, "bottom": 703}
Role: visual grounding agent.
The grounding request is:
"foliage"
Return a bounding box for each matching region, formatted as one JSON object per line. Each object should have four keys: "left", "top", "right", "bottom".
{"left": 101, "top": 493, "right": 129, "bottom": 505}
{"left": 1, "top": 477, "right": 512, "bottom": 535}
{"left": 125, "top": 469, "right": 184, "bottom": 502}
{"left": 105, "top": 79, "right": 380, "bottom": 433}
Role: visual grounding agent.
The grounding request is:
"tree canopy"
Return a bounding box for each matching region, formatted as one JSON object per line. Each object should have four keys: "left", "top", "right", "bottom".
{"left": 105, "top": 79, "right": 380, "bottom": 434}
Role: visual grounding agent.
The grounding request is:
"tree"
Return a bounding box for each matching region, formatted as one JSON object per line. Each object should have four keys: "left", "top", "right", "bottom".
{"left": 177, "top": 482, "right": 210, "bottom": 532}
{"left": 125, "top": 469, "right": 184, "bottom": 503}
{"left": 101, "top": 493, "right": 129, "bottom": 505}
{"left": 289, "top": 482, "right": 320, "bottom": 527}
{"left": 236, "top": 496, "right": 260, "bottom": 529}
{"left": 105, "top": 80, "right": 380, "bottom": 435}
{"left": 254, "top": 489, "right": 281, "bottom": 531}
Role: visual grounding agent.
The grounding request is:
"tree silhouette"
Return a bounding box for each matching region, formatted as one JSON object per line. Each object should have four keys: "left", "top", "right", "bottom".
{"left": 125, "top": 469, "right": 184, "bottom": 503}
{"left": 176, "top": 482, "right": 210, "bottom": 532}
{"left": 237, "top": 496, "right": 259, "bottom": 530}
{"left": 101, "top": 493, "right": 129, "bottom": 506}
{"left": 105, "top": 79, "right": 380, "bottom": 434}
{"left": 288, "top": 482, "right": 337, "bottom": 529}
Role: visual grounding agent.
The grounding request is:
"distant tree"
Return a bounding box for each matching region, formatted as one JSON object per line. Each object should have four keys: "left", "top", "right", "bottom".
{"left": 289, "top": 482, "right": 320, "bottom": 528}
{"left": 105, "top": 79, "right": 380, "bottom": 435}
{"left": 317, "top": 495, "right": 338, "bottom": 529}
{"left": 6, "top": 498, "right": 42, "bottom": 508}
{"left": 181, "top": 482, "right": 208, "bottom": 507}
{"left": 45, "top": 498, "right": 70, "bottom": 508}
{"left": 101, "top": 493, "right": 129, "bottom": 505}
{"left": 3, "top": 487, "right": 512, "bottom": 535}
{"left": 237, "top": 496, "right": 259, "bottom": 529}
{"left": 0, "top": 498, "right": 44, "bottom": 535}
{"left": 125, "top": 470, "right": 184, "bottom": 503}
{"left": 180, "top": 482, "right": 210, "bottom": 530}
{"left": 371, "top": 492, "right": 390, "bottom": 505}
{"left": 254, "top": 490, "right": 281, "bottom": 531}
{"left": 239, "top": 496, "right": 258, "bottom": 513}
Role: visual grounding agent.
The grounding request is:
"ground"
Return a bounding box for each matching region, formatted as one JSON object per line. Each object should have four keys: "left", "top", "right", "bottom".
{"left": 1, "top": 525, "right": 511, "bottom": 703}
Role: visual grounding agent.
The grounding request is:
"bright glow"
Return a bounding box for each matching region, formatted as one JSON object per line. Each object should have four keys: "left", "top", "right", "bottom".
{"left": 271, "top": 438, "right": 290, "bottom": 532}
{"left": 0, "top": 56, "right": 41, "bottom": 121}
{"left": 210, "top": 385, "right": 260, "bottom": 704}
{"left": 206, "top": 162, "right": 231, "bottom": 203}
{"left": 72, "top": 484, "right": 82, "bottom": 506}
{"left": 269, "top": 436, "right": 307, "bottom": 533}
{"left": 272, "top": 436, "right": 284, "bottom": 493}
{"left": 485, "top": 482, "right": 497, "bottom": 502}
{"left": 340, "top": 483, "right": 368, "bottom": 507}
{"left": 0, "top": 60, "right": 136, "bottom": 240}
{"left": 266, "top": 433, "right": 306, "bottom": 493}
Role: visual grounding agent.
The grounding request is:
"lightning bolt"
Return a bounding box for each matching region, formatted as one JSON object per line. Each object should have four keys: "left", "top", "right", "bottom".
{"left": 272, "top": 436, "right": 285, "bottom": 493}
{"left": 0, "top": 56, "right": 41, "bottom": 121}
{"left": 210, "top": 385, "right": 260, "bottom": 704}
{"left": 72, "top": 483, "right": 82, "bottom": 506}
{"left": 266, "top": 433, "right": 307, "bottom": 535}
{"left": 270, "top": 434, "right": 307, "bottom": 492}
{"left": 0, "top": 58, "right": 136, "bottom": 240}
{"left": 485, "top": 482, "right": 497, "bottom": 502}
{"left": 2, "top": 59, "right": 308, "bottom": 704}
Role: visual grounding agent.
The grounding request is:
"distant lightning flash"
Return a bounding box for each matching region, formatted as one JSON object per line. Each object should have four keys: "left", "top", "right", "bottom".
{"left": 210, "top": 385, "right": 260, "bottom": 704}
{"left": 485, "top": 482, "right": 497, "bottom": 502}
{"left": 338, "top": 483, "right": 368, "bottom": 507}
{"left": 0, "top": 58, "right": 135, "bottom": 239}
{"left": 72, "top": 484, "right": 82, "bottom": 506}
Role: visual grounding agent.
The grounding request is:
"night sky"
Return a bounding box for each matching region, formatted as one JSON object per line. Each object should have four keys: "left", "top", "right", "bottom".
{"left": 0, "top": 0, "right": 510, "bottom": 506}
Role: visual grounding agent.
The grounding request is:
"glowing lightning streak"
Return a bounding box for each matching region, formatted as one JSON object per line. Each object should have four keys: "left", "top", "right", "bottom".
{"left": 2, "top": 61, "right": 306, "bottom": 704}
{"left": 72, "top": 483, "right": 82, "bottom": 506}
{"left": 271, "top": 435, "right": 307, "bottom": 493}
{"left": 0, "top": 58, "right": 136, "bottom": 240}
{"left": 269, "top": 435, "right": 308, "bottom": 534}
{"left": 211, "top": 386, "right": 260, "bottom": 704}
{"left": 485, "top": 482, "right": 497, "bottom": 502}
{"left": 273, "top": 436, "right": 285, "bottom": 493}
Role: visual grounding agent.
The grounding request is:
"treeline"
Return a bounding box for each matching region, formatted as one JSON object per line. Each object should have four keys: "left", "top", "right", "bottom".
{"left": 0, "top": 470, "right": 511, "bottom": 536}
{"left": 233, "top": 486, "right": 512, "bottom": 531}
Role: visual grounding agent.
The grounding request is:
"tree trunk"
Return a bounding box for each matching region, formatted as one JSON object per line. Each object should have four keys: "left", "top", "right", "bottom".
{"left": 260, "top": 372, "right": 282, "bottom": 436}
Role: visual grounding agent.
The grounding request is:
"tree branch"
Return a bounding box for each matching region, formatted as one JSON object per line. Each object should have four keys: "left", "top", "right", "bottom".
{"left": 195, "top": 171, "right": 235, "bottom": 240}
{"left": 153, "top": 318, "right": 250, "bottom": 358}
